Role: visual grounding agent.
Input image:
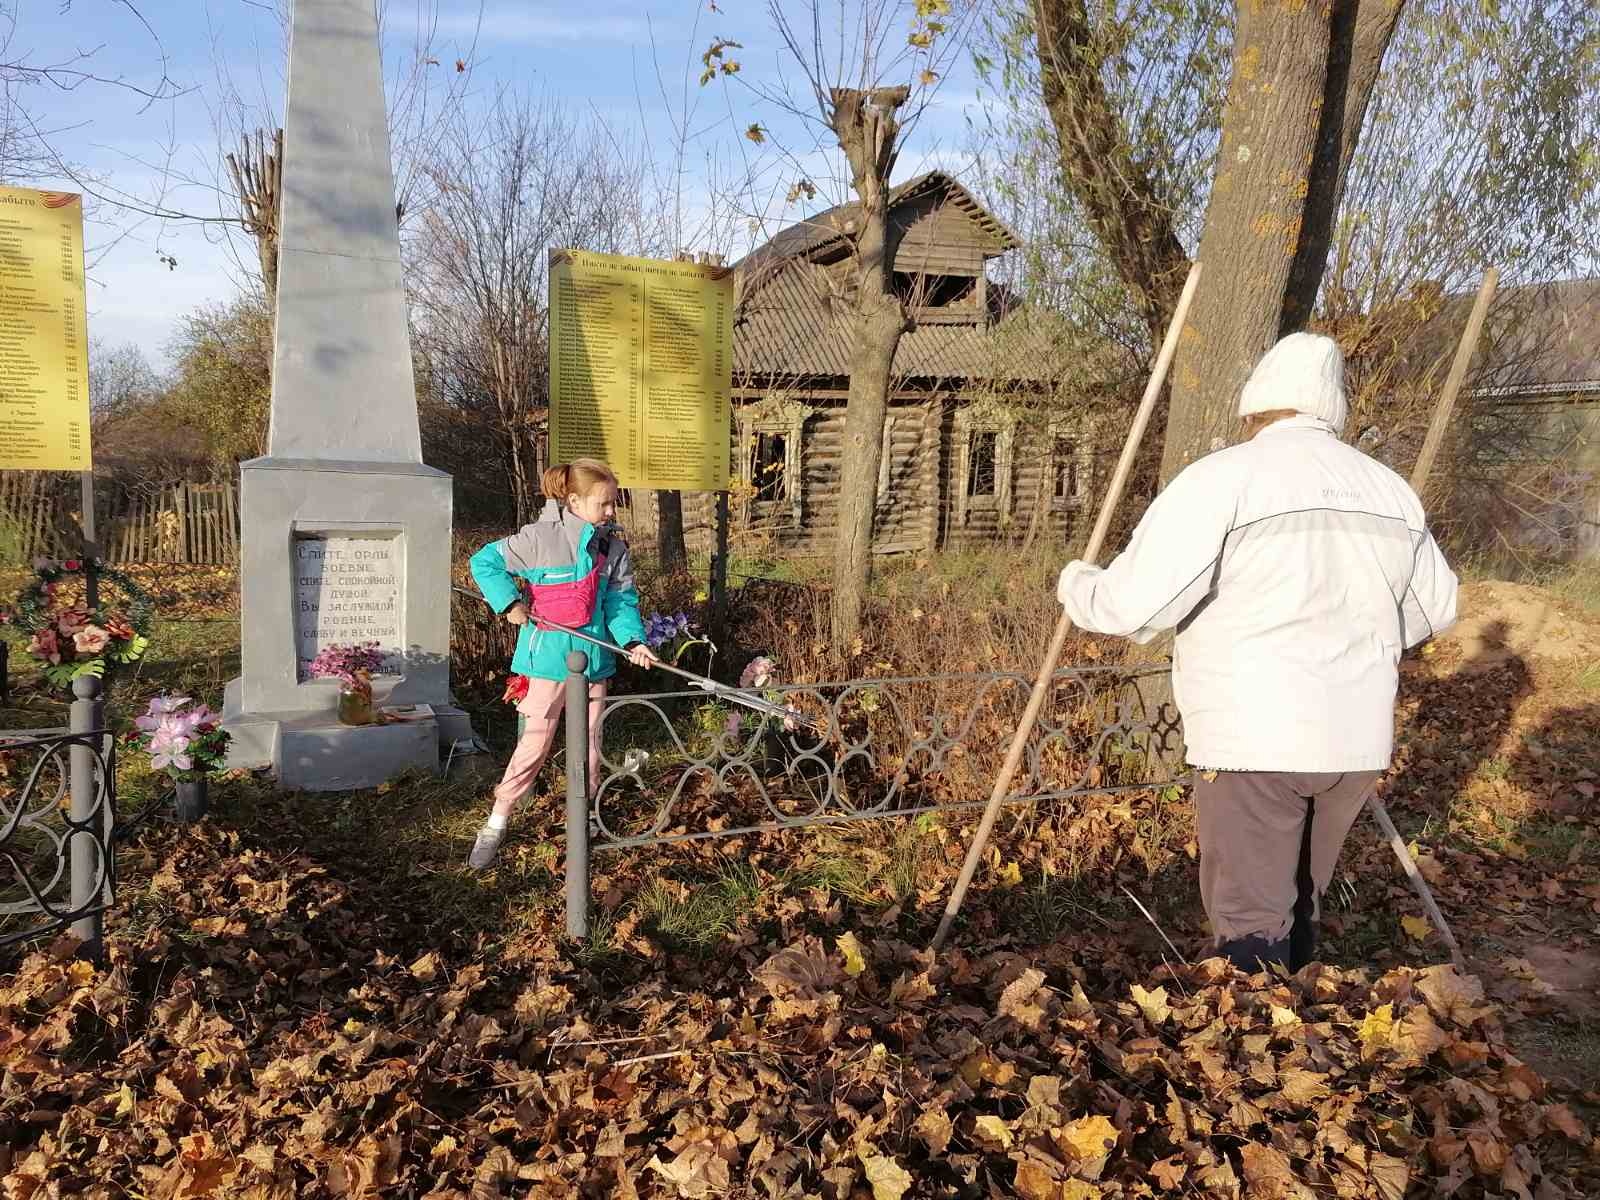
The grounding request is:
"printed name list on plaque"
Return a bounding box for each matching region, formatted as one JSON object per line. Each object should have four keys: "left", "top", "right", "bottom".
{"left": 548, "top": 249, "right": 732, "bottom": 491}
{"left": 0, "top": 187, "right": 91, "bottom": 471}
{"left": 294, "top": 536, "right": 404, "bottom": 679}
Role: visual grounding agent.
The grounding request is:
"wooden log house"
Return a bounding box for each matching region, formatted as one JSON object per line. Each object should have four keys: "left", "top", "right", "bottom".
{"left": 633, "top": 172, "right": 1088, "bottom": 557}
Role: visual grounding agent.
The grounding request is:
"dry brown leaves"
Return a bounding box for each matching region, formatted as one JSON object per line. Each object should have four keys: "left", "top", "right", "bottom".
{"left": 2, "top": 816, "right": 1596, "bottom": 1200}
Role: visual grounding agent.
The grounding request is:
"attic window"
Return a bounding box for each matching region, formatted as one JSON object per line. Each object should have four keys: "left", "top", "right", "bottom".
{"left": 893, "top": 272, "right": 977, "bottom": 309}
{"left": 967, "top": 431, "right": 997, "bottom": 497}
{"left": 752, "top": 432, "right": 787, "bottom": 503}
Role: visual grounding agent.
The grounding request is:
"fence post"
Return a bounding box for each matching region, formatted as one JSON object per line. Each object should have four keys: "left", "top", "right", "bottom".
{"left": 564, "top": 650, "right": 590, "bottom": 941}
{"left": 69, "top": 675, "right": 105, "bottom": 957}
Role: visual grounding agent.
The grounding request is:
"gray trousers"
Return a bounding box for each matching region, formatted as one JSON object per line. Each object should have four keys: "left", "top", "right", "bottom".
{"left": 1192, "top": 770, "right": 1382, "bottom": 944}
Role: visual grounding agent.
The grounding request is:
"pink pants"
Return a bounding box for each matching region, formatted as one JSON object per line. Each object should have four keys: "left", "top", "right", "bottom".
{"left": 492, "top": 676, "right": 606, "bottom": 811}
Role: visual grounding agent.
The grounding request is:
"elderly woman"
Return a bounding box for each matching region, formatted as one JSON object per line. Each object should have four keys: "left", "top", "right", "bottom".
{"left": 1057, "top": 332, "right": 1458, "bottom": 971}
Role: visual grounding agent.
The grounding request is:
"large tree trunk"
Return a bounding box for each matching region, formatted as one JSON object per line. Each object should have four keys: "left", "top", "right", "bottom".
{"left": 1280, "top": 0, "right": 1405, "bottom": 335}
{"left": 1031, "top": 0, "right": 1406, "bottom": 487}
{"left": 827, "top": 87, "right": 913, "bottom": 652}
{"left": 1161, "top": 0, "right": 1404, "bottom": 482}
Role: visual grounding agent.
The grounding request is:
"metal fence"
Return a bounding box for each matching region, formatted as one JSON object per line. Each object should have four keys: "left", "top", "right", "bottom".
{"left": 0, "top": 679, "right": 116, "bottom": 951}
{"left": 553, "top": 650, "right": 1183, "bottom": 938}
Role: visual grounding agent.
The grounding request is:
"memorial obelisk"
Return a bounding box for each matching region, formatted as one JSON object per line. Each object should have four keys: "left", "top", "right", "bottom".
{"left": 222, "top": 0, "right": 469, "bottom": 789}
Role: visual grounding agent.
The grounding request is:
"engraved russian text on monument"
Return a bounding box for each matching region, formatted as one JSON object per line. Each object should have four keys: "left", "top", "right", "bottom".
{"left": 294, "top": 536, "right": 403, "bottom": 678}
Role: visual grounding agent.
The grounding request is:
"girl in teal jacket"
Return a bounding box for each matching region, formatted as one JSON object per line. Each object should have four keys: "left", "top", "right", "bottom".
{"left": 466, "top": 459, "right": 656, "bottom": 868}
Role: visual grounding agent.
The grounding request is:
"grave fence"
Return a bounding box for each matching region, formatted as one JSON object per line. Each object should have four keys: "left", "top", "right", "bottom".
{"left": 552, "top": 650, "right": 1184, "bottom": 939}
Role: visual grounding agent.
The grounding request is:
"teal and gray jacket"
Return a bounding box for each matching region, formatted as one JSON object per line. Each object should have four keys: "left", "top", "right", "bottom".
{"left": 469, "top": 501, "right": 647, "bottom": 683}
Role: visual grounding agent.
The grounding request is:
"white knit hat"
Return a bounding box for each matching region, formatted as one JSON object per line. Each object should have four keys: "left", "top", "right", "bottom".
{"left": 1237, "top": 332, "right": 1348, "bottom": 433}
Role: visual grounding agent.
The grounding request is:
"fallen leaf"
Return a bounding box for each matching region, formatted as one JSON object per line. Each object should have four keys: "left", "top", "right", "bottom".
{"left": 837, "top": 932, "right": 867, "bottom": 977}
{"left": 996, "top": 859, "right": 1023, "bottom": 887}
{"left": 1055, "top": 1114, "right": 1118, "bottom": 1178}
{"left": 1416, "top": 965, "right": 1493, "bottom": 1025}
{"left": 1359, "top": 1003, "right": 1395, "bottom": 1057}
{"left": 1545, "top": 1103, "right": 1589, "bottom": 1142}
{"left": 914, "top": 1107, "right": 953, "bottom": 1156}
{"left": 861, "top": 1153, "right": 912, "bottom": 1200}
{"left": 1240, "top": 1141, "right": 1314, "bottom": 1199}
{"left": 1131, "top": 983, "right": 1173, "bottom": 1024}
{"left": 1401, "top": 914, "right": 1432, "bottom": 941}
{"left": 1013, "top": 1161, "right": 1061, "bottom": 1200}
{"left": 999, "top": 968, "right": 1048, "bottom": 1028}
{"left": 972, "top": 1114, "right": 1013, "bottom": 1149}
{"left": 408, "top": 951, "right": 441, "bottom": 982}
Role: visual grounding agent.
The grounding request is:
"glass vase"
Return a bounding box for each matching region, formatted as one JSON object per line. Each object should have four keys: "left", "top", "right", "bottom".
{"left": 338, "top": 686, "right": 374, "bottom": 726}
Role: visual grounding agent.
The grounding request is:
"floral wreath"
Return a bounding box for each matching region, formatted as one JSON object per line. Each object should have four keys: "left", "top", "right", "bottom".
{"left": 3, "top": 557, "right": 155, "bottom": 690}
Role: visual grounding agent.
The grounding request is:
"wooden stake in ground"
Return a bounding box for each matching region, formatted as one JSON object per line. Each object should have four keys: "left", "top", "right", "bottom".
{"left": 929, "top": 261, "right": 1202, "bottom": 952}
{"left": 1362, "top": 266, "right": 1499, "bottom": 971}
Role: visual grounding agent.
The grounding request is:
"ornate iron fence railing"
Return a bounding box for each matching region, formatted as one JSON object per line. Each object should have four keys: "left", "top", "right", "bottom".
{"left": 550, "top": 652, "right": 1183, "bottom": 938}
{"left": 0, "top": 679, "right": 115, "bottom": 951}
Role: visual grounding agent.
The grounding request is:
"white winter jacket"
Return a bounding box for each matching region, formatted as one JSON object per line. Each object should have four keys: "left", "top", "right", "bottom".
{"left": 1057, "top": 415, "right": 1458, "bottom": 772}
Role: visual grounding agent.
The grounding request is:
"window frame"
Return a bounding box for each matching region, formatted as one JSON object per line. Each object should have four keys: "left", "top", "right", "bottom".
{"left": 1047, "top": 422, "right": 1088, "bottom": 511}
{"left": 952, "top": 401, "right": 1015, "bottom": 526}
{"left": 737, "top": 396, "right": 809, "bottom": 528}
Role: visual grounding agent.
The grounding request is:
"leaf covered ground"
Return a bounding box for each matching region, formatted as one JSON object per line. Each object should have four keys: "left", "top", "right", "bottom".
{"left": 2, "top": 569, "right": 1598, "bottom": 1197}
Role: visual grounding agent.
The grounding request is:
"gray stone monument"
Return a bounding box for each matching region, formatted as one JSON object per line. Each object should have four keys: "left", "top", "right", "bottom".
{"left": 222, "top": 0, "right": 473, "bottom": 789}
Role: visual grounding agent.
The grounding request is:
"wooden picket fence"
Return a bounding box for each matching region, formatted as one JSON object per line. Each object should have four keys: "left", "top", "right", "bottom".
{"left": 0, "top": 474, "right": 240, "bottom": 566}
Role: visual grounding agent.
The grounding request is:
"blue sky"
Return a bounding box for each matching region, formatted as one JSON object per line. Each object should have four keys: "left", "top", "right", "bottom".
{"left": 9, "top": 0, "right": 994, "bottom": 369}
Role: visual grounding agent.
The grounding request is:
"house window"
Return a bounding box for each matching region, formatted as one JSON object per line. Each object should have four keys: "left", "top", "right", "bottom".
{"left": 952, "top": 406, "right": 1015, "bottom": 527}
{"left": 1052, "top": 438, "right": 1077, "bottom": 502}
{"left": 738, "top": 398, "right": 809, "bottom": 527}
{"left": 967, "top": 430, "right": 998, "bottom": 497}
{"left": 751, "top": 432, "right": 787, "bottom": 503}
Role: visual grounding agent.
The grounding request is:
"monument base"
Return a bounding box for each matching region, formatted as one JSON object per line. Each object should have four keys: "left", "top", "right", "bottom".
{"left": 223, "top": 680, "right": 481, "bottom": 791}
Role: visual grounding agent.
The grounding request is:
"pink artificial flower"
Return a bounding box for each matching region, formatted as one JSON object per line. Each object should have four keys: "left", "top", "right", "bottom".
{"left": 149, "top": 726, "right": 194, "bottom": 772}
{"left": 29, "top": 628, "right": 62, "bottom": 664}
{"left": 739, "top": 656, "right": 774, "bottom": 690}
{"left": 724, "top": 712, "right": 743, "bottom": 739}
{"left": 103, "top": 614, "right": 135, "bottom": 641}
{"left": 55, "top": 608, "right": 92, "bottom": 635}
{"left": 73, "top": 625, "right": 111, "bottom": 655}
{"left": 62, "top": 559, "right": 81, "bottom": 571}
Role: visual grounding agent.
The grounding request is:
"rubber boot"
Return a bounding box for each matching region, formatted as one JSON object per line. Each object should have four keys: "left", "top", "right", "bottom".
{"left": 1217, "top": 934, "right": 1291, "bottom": 973}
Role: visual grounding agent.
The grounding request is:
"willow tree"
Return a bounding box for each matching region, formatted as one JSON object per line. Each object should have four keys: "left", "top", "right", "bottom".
{"left": 995, "top": 0, "right": 1599, "bottom": 486}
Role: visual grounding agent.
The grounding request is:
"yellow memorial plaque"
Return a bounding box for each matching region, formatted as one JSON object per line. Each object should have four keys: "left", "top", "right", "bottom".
{"left": 0, "top": 187, "right": 90, "bottom": 471}
{"left": 549, "top": 249, "right": 732, "bottom": 491}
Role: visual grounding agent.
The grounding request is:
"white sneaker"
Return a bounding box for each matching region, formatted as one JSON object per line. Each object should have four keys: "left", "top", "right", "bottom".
{"left": 468, "top": 824, "right": 505, "bottom": 869}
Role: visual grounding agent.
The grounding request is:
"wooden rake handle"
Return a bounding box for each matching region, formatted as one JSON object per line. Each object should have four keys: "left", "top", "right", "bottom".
{"left": 929, "top": 262, "right": 1203, "bottom": 952}
{"left": 1366, "top": 265, "right": 1498, "bottom": 971}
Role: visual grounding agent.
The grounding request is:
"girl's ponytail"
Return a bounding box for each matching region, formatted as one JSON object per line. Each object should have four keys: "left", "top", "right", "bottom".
{"left": 540, "top": 464, "right": 571, "bottom": 502}
{"left": 541, "top": 459, "right": 618, "bottom": 505}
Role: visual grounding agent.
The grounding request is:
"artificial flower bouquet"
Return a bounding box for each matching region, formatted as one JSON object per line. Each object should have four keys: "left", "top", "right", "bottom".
{"left": 128, "top": 695, "right": 231, "bottom": 780}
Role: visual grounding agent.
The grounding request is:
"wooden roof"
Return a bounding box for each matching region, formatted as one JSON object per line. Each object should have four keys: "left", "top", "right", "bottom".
{"left": 737, "top": 171, "right": 1020, "bottom": 277}
{"left": 733, "top": 258, "right": 1064, "bottom": 385}
{"left": 1398, "top": 277, "right": 1600, "bottom": 400}
{"left": 734, "top": 172, "right": 1044, "bottom": 385}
